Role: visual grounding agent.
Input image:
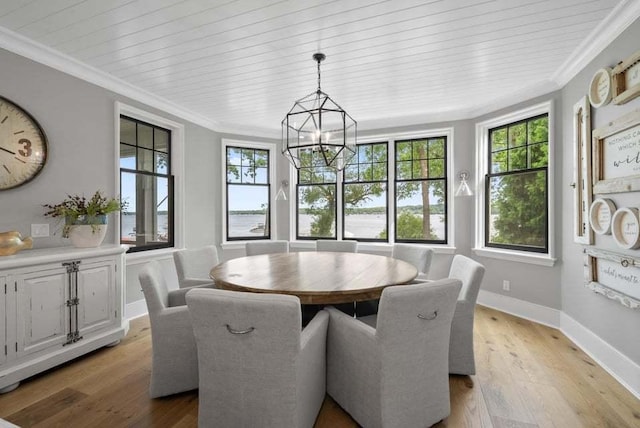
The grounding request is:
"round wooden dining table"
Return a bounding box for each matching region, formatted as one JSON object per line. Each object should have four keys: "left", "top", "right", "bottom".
{"left": 210, "top": 251, "right": 418, "bottom": 304}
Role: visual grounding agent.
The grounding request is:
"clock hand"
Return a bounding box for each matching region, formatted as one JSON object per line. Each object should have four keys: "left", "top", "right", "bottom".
{"left": 0, "top": 146, "right": 16, "bottom": 155}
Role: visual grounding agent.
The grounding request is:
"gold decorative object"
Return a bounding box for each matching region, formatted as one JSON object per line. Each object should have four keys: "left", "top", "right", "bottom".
{"left": 0, "top": 231, "right": 33, "bottom": 256}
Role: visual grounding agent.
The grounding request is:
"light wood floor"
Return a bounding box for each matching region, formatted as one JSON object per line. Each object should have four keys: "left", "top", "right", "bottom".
{"left": 0, "top": 306, "right": 638, "bottom": 427}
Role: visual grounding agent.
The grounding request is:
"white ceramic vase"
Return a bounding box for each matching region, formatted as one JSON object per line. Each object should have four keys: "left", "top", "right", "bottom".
{"left": 67, "top": 224, "right": 108, "bottom": 248}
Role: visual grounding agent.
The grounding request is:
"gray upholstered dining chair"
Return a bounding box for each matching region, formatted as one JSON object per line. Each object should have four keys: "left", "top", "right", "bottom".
{"left": 186, "top": 288, "right": 329, "bottom": 428}
{"left": 173, "top": 245, "right": 219, "bottom": 289}
{"left": 316, "top": 239, "right": 358, "bottom": 252}
{"left": 448, "top": 255, "right": 485, "bottom": 375}
{"left": 326, "top": 278, "right": 462, "bottom": 428}
{"left": 392, "top": 243, "right": 433, "bottom": 280}
{"left": 138, "top": 261, "right": 198, "bottom": 398}
{"left": 245, "top": 240, "right": 290, "bottom": 255}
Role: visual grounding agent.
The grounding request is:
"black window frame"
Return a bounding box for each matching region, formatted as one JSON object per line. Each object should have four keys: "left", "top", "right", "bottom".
{"left": 296, "top": 150, "right": 338, "bottom": 240}
{"left": 394, "top": 137, "right": 448, "bottom": 244}
{"left": 119, "top": 115, "right": 174, "bottom": 253}
{"left": 342, "top": 142, "right": 389, "bottom": 242}
{"left": 225, "top": 146, "right": 272, "bottom": 241}
{"left": 485, "top": 113, "right": 549, "bottom": 253}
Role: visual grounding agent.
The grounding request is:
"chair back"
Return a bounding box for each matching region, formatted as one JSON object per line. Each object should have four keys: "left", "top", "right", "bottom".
{"left": 186, "top": 288, "right": 302, "bottom": 426}
{"left": 391, "top": 243, "right": 433, "bottom": 275}
{"left": 173, "top": 245, "right": 219, "bottom": 287}
{"left": 375, "top": 278, "right": 461, "bottom": 424}
{"left": 316, "top": 240, "right": 357, "bottom": 253}
{"left": 448, "top": 255, "right": 485, "bottom": 304}
{"left": 245, "top": 240, "right": 290, "bottom": 255}
{"left": 138, "top": 261, "right": 169, "bottom": 315}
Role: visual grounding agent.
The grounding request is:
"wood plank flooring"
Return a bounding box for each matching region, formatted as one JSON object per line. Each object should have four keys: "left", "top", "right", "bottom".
{"left": 0, "top": 306, "right": 638, "bottom": 427}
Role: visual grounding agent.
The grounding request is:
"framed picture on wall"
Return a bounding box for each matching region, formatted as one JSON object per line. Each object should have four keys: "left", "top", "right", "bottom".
{"left": 592, "top": 108, "right": 640, "bottom": 194}
{"left": 612, "top": 50, "right": 640, "bottom": 105}
{"left": 583, "top": 247, "right": 640, "bottom": 309}
{"left": 573, "top": 96, "right": 593, "bottom": 244}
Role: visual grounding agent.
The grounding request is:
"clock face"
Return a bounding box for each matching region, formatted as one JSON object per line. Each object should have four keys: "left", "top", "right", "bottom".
{"left": 0, "top": 96, "right": 48, "bottom": 190}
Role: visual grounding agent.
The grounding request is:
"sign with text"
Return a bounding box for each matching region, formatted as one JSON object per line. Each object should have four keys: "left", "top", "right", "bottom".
{"left": 602, "top": 123, "right": 640, "bottom": 179}
{"left": 593, "top": 109, "right": 640, "bottom": 194}
{"left": 596, "top": 258, "right": 640, "bottom": 301}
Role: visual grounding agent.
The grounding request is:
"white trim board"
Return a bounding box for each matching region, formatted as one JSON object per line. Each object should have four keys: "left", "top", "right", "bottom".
{"left": 477, "top": 289, "right": 561, "bottom": 328}
{"left": 561, "top": 312, "right": 640, "bottom": 400}
{"left": 125, "top": 299, "right": 148, "bottom": 321}
{"left": 478, "top": 289, "right": 640, "bottom": 400}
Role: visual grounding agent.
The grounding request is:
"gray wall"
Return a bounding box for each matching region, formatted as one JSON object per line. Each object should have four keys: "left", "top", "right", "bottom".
{"left": 471, "top": 91, "right": 564, "bottom": 310}
{"left": 353, "top": 97, "right": 564, "bottom": 310}
{"left": 0, "top": 48, "right": 221, "bottom": 250}
{"left": 560, "top": 23, "right": 640, "bottom": 363}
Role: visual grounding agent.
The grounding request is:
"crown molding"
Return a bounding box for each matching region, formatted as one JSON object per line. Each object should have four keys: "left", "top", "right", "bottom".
{"left": 0, "top": 25, "right": 221, "bottom": 133}
{"left": 467, "top": 79, "right": 560, "bottom": 120}
{"left": 551, "top": 0, "right": 640, "bottom": 87}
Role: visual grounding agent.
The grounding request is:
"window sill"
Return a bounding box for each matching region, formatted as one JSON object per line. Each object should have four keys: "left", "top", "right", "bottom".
{"left": 290, "top": 241, "right": 457, "bottom": 254}
{"left": 125, "top": 247, "right": 177, "bottom": 265}
{"left": 472, "top": 247, "right": 556, "bottom": 267}
{"left": 220, "top": 241, "right": 272, "bottom": 251}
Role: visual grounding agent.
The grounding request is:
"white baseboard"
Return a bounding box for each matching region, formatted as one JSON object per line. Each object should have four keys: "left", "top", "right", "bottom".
{"left": 561, "top": 313, "right": 640, "bottom": 400}
{"left": 477, "top": 289, "right": 561, "bottom": 328}
{"left": 125, "top": 299, "right": 148, "bottom": 320}
{"left": 477, "top": 289, "right": 640, "bottom": 400}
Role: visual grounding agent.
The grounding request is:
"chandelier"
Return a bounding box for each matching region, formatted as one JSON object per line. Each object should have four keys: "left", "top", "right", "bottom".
{"left": 281, "top": 53, "right": 357, "bottom": 171}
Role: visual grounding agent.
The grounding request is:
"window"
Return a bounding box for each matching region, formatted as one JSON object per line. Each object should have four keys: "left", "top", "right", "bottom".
{"left": 225, "top": 146, "right": 271, "bottom": 241}
{"left": 292, "top": 129, "right": 453, "bottom": 246}
{"left": 297, "top": 149, "right": 337, "bottom": 239}
{"left": 119, "top": 115, "right": 174, "bottom": 252}
{"left": 485, "top": 114, "right": 548, "bottom": 252}
{"left": 395, "top": 137, "right": 447, "bottom": 243}
{"left": 343, "top": 142, "right": 388, "bottom": 241}
{"left": 221, "top": 139, "right": 277, "bottom": 244}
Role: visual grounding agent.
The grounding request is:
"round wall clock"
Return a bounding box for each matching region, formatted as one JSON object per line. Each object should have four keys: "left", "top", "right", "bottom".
{"left": 589, "top": 198, "right": 616, "bottom": 235}
{"left": 0, "top": 96, "right": 48, "bottom": 190}
{"left": 589, "top": 67, "right": 613, "bottom": 108}
{"left": 611, "top": 207, "right": 640, "bottom": 250}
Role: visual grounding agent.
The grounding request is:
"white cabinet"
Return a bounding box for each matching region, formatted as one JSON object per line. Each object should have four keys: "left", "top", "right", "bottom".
{"left": 16, "top": 266, "right": 68, "bottom": 359}
{"left": 77, "top": 260, "right": 118, "bottom": 337}
{"left": 0, "top": 245, "right": 128, "bottom": 393}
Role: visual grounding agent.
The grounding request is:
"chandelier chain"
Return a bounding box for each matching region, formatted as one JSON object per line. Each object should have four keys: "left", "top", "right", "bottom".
{"left": 317, "top": 58, "right": 322, "bottom": 92}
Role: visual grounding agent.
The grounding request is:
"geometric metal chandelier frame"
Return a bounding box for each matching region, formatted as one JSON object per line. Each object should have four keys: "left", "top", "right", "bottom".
{"left": 281, "top": 53, "right": 357, "bottom": 171}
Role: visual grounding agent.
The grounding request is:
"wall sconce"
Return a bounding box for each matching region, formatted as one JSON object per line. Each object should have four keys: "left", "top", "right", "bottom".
{"left": 275, "top": 180, "right": 289, "bottom": 201}
{"left": 455, "top": 171, "right": 473, "bottom": 197}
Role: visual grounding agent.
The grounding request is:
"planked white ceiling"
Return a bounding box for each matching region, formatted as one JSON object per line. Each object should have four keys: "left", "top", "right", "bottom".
{"left": 0, "top": 0, "right": 636, "bottom": 136}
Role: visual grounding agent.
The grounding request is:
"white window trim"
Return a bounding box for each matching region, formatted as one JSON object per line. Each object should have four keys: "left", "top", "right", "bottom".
{"left": 473, "top": 100, "right": 556, "bottom": 267}
{"left": 220, "top": 139, "right": 278, "bottom": 248}
{"left": 115, "top": 102, "right": 185, "bottom": 260}
{"left": 288, "top": 127, "right": 457, "bottom": 250}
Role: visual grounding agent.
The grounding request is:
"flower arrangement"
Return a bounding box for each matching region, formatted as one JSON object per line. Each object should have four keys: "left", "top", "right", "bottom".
{"left": 43, "top": 191, "right": 127, "bottom": 238}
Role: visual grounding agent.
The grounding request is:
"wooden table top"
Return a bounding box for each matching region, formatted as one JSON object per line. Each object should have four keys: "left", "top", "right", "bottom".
{"left": 210, "top": 251, "right": 418, "bottom": 304}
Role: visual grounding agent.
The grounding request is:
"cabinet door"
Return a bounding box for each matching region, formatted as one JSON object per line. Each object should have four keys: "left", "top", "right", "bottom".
{"left": 78, "top": 261, "right": 115, "bottom": 336}
{"left": 1, "top": 276, "right": 6, "bottom": 365}
{"left": 16, "top": 267, "right": 68, "bottom": 358}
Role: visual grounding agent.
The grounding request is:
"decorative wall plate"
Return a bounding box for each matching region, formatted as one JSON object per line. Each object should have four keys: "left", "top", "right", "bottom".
{"left": 611, "top": 207, "right": 640, "bottom": 249}
{"left": 589, "top": 67, "right": 613, "bottom": 108}
{"left": 589, "top": 198, "right": 616, "bottom": 235}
